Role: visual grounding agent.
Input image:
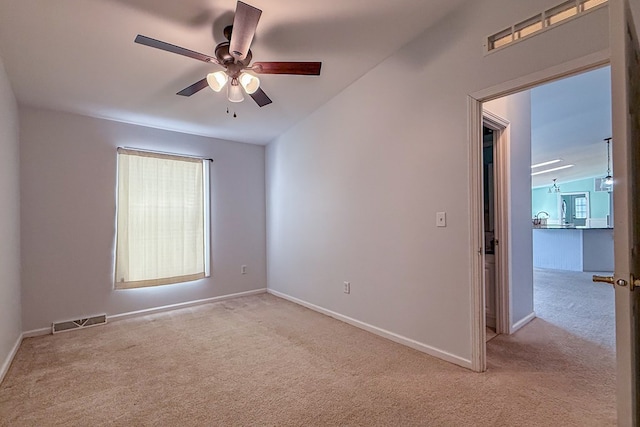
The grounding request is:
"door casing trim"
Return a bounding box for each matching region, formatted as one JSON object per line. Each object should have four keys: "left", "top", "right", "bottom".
{"left": 483, "top": 112, "right": 511, "bottom": 337}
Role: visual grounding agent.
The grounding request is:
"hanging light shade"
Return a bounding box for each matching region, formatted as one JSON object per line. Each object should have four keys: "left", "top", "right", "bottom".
{"left": 206, "top": 71, "right": 228, "bottom": 92}
{"left": 239, "top": 72, "right": 260, "bottom": 94}
{"left": 602, "top": 137, "right": 613, "bottom": 187}
{"left": 227, "top": 78, "right": 245, "bottom": 103}
{"left": 548, "top": 178, "right": 561, "bottom": 193}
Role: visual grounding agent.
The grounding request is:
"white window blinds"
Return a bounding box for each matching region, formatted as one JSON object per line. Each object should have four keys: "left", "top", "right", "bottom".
{"left": 115, "top": 148, "right": 210, "bottom": 289}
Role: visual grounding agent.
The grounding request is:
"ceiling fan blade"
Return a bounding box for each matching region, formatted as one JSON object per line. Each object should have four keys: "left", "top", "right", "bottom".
{"left": 229, "top": 1, "right": 262, "bottom": 61}
{"left": 177, "top": 78, "right": 210, "bottom": 96}
{"left": 252, "top": 62, "right": 322, "bottom": 75}
{"left": 135, "top": 35, "right": 216, "bottom": 64}
{"left": 250, "top": 87, "right": 272, "bottom": 107}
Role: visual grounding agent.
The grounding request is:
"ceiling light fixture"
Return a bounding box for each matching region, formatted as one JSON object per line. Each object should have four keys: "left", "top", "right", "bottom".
{"left": 207, "top": 71, "right": 260, "bottom": 102}
{"left": 602, "top": 137, "right": 613, "bottom": 188}
{"left": 548, "top": 178, "right": 561, "bottom": 193}
{"left": 531, "top": 164, "right": 575, "bottom": 176}
{"left": 531, "top": 159, "right": 562, "bottom": 169}
{"left": 239, "top": 72, "right": 260, "bottom": 94}
{"left": 227, "top": 78, "right": 245, "bottom": 103}
{"left": 206, "top": 71, "right": 228, "bottom": 92}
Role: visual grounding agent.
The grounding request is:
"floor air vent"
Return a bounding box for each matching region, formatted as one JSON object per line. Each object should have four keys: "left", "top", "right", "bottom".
{"left": 52, "top": 314, "right": 107, "bottom": 334}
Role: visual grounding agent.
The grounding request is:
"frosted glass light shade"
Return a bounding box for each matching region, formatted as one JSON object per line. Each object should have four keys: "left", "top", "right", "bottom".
{"left": 239, "top": 72, "right": 260, "bottom": 94}
{"left": 227, "top": 80, "right": 245, "bottom": 102}
{"left": 604, "top": 175, "right": 613, "bottom": 185}
{"left": 206, "top": 71, "right": 228, "bottom": 92}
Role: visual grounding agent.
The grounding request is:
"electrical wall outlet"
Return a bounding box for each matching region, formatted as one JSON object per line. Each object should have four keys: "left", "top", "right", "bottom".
{"left": 241, "top": 265, "right": 247, "bottom": 275}
{"left": 343, "top": 281, "right": 350, "bottom": 294}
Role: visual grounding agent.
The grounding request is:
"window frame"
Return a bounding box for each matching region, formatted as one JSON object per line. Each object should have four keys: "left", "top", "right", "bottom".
{"left": 114, "top": 147, "right": 211, "bottom": 289}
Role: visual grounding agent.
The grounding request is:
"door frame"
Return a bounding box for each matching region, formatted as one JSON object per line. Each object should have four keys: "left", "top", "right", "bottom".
{"left": 558, "top": 191, "right": 590, "bottom": 226}
{"left": 609, "top": 0, "right": 640, "bottom": 423}
{"left": 468, "top": 49, "right": 610, "bottom": 372}
{"left": 483, "top": 112, "right": 510, "bottom": 336}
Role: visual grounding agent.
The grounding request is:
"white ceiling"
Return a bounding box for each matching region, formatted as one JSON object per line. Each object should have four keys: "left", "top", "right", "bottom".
{"left": 0, "top": 0, "right": 467, "bottom": 145}
{"left": 530, "top": 66, "right": 612, "bottom": 188}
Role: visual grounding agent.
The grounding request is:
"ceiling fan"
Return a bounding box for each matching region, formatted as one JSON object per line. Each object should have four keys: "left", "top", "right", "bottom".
{"left": 134, "top": 1, "right": 322, "bottom": 107}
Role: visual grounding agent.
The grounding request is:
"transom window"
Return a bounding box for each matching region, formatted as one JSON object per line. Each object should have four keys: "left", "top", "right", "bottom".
{"left": 487, "top": 0, "right": 608, "bottom": 52}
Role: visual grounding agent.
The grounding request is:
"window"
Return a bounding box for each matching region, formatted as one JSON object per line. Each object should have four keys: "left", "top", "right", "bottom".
{"left": 488, "top": 28, "right": 513, "bottom": 50}
{"left": 114, "top": 148, "right": 210, "bottom": 289}
{"left": 514, "top": 16, "right": 544, "bottom": 40}
{"left": 486, "top": 0, "right": 608, "bottom": 52}
{"left": 574, "top": 196, "right": 587, "bottom": 219}
{"left": 545, "top": 1, "right": 579, "bottom": 26}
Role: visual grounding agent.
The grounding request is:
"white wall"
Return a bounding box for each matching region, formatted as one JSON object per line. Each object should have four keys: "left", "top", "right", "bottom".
{"left": 266, "top": 0, "right": 609, "bottom": 365}
{"left": 0, "top": 55, "right": 22, "bottom": 379}
{"left": 484, "top": 91, "right": 534, "bottom": 328}
{"left": 20, "top": 108, "right": 267, "bottom": 332}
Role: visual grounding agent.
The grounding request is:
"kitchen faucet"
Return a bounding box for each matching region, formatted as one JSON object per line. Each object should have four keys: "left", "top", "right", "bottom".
{"left": 533, "top": 211, "right": 549, "bottom": 226}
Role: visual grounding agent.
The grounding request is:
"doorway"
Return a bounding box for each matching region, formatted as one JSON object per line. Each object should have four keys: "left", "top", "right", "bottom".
{"left": 481, "top": 115, "right": 510, "bottom": 340}
{"left": 482, "top": 66, "right": 615, "bottom": 349}
{"left": 472, "top": 67, "right": 618, "bottom": 427}
{"left": 559, "top": 192, "right": 590, "bottom": 227}
{"left": 483, "top": 126, "right": 497, "bottom": 339}
{"left": 469, "top": 51, "right": 612, "bottom": 373}
{"left": 475, "top": 66, "right": 617, "bottom": 423}
{"left": 471, "top": 3, "right": 640, "bottom": 422}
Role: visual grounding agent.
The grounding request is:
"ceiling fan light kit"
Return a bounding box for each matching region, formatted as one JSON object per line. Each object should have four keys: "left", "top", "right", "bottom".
{"left": 239, "top": 72, "right": 260, "bottom": 94}
{"left": 227, "top": 79, "right": 245, "bottom": 103}
{"left": 134, "top": 0, "right": 322, "bottom": 108}
{"left": 207, "top": 71, "right": 228, "bottom": 92}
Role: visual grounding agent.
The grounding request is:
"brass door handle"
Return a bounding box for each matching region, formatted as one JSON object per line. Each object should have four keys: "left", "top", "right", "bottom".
{"left": 592, "top": 275, "right": 615, "bottom": 286}
{"left": 592, "top": 275, "right": 639, "bottom": 291}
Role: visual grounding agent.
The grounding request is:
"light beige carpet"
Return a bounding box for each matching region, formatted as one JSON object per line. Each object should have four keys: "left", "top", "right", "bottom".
{"left": 0, "top": 294, "right": 615, "bottom": 426}
{"left": 534, "top": 268, "right": 615, "bottom": 351}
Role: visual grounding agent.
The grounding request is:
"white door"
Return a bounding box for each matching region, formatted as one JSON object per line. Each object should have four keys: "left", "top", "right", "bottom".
{"left": 608, "top": 0, "right": 640, "bottom": 424}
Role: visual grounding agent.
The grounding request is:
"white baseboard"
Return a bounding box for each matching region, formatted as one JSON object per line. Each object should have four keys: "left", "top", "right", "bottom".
{"left": 23, "top": 328, "right": 51, "bottom": 338}
{"left": 22, "top": 289, "right": 268, "bottom": 339}
{"left": 109, "top": 288, "right": 267, "bottom": 322}
{"left": 267, "top": 289, "right": 472, "bottom": 370}
{"left": 486, "top": 313, "right": 496, "bottom": 329}
{"left": 0, "top": 333, "right": 23, "bottom": 385}
{"left": 510, "top": 312, "right": 536, "bottom": 334}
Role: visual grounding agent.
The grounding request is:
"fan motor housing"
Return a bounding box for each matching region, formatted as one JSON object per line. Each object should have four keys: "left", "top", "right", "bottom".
{"left": 215, "top": 42, "right": 252, "bottom": 67}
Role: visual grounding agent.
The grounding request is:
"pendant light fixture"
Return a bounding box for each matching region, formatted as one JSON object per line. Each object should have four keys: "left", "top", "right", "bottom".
{"left": 602, "top": 137, "right": 613, "bottom": 189}
{"left": 548, "top": 178, "right": 561, "bottom": 193}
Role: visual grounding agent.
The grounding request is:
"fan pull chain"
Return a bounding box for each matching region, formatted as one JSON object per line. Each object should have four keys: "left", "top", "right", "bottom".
{"left": 226, "top": 106, "right": 238, "bottom": 118}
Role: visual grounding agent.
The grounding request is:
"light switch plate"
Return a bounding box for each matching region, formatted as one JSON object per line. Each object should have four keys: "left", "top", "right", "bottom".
{"left": 436, "top": 212, "right": 446, "bottom": 227}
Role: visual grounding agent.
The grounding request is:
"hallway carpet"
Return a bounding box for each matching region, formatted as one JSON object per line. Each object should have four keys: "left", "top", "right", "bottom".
{"left": 534, "top": 267, "right": 615, "bottom": 351}
{"left": 0, "top": 292, "right": 615, "bottom": 426}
